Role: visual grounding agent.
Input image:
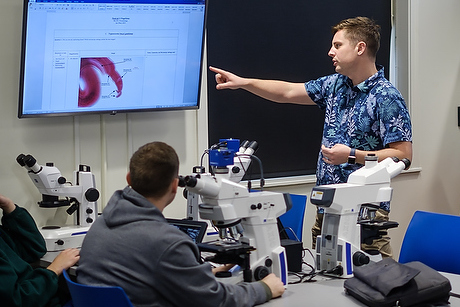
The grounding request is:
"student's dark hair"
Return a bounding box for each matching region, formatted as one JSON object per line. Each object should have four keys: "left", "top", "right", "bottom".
{"left": 129, "top": 141, "right": 179, "bottom": 198}
{"left": 332, "top": 16, "right": 381, "bottom": 59}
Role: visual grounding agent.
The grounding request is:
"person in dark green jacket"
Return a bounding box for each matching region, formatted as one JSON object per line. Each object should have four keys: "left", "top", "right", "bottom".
{"left": 0, "top": 193, "right": 80, "bottom": 307}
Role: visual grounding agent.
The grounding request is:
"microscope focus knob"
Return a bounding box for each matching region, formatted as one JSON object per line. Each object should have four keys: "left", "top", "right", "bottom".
{"left": 86, "top": 217, "right": 94, "bottom": 224}
{"left": 353, "top": 251, "right": 370, "bottom": 267}
{"left": 254, "top": 266, "right": 270, "bottom": 281}
{"left": 85, "top": 188, "right": 100, "bottom": 202}
{"left": 231, "top": 166, "right": 240, "bottom": 174}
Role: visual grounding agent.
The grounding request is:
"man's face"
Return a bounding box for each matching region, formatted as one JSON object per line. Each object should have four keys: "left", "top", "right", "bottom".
{"left": 328, "top": 29, "right": 359, "bottom": 75}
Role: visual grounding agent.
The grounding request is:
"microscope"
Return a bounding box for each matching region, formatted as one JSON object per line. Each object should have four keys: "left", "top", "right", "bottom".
{"left": 180, "top": 139, "right": 291, "bottom": 285}
{"left": 310, "top": 154, "right": 410, "bottom": 278}
{"left": 184, "top": 139, "right": 259, "bottom": 222}
{"left": 17, "top": 154, "right": 99, "bottom": 261}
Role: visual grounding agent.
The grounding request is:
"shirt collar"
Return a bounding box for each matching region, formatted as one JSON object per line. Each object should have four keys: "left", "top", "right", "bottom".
{"left": 345, "top": 65, "right": 385, "bottom": 93}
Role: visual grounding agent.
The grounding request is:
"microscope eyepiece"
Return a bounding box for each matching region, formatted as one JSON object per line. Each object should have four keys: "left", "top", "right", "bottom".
{"left": 247, "top": 141, "right": 259, "bottom": 152}
{"left": 178, "top": 175, "right": 186, "bottom": 187}
{"left": 23, "top": 155, "right": 37, "bottom": 168}
{"left": 17, "top": 154, "right": 41, "bottom": 173}
{"left": 401, "top": 158, "right": 411, "bottom": 170}
{"left": 184, "top": 175, "right": 198, "bottom": 188}
{"left": 16, "top": 154, "right": 26, "bottom": 166}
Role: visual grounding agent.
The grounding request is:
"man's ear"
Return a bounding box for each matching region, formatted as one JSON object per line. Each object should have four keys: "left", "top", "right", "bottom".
{"left": 356, "top": 41, "right": 366, "bottom": 56}
{"left": 171, "top": 177, "right": 179, "bottom": 194}
{"left": 126, "top": 172, "right": 132, "bottom": 186}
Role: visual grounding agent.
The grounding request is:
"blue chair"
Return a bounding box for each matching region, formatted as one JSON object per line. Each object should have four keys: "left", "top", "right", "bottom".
{"left": 62, "top": 270, "right": 134, "bottom": 307}
{"left": 278, "top": 194, "right": 307, "bottom": 242}
{"left": 399, "top": 210, "right": 460, "bottom": 274}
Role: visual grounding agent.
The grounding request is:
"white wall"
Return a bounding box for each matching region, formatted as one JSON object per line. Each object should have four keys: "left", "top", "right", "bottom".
{"left": 0, "top": 0, "right": 205, "bottom": 225}
{"left": 1, "top": 0, "right": 459, "bottom": 260}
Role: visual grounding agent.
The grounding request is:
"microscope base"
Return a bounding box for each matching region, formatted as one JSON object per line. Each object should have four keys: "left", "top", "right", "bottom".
{"left": 40, "top": 225, "right": 90, "bottom": 261}
{"left": 316, "top": 236, "right": 382, "bottom": 278}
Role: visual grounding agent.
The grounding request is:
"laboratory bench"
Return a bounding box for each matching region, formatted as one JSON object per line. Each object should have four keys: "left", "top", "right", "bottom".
{"left": 263, "top": 271, "right": 460, "bottom": 307}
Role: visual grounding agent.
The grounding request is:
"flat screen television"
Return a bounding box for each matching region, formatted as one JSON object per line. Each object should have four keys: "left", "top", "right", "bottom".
{"left": 18, "top": 0, "right": 207, "bottom": 118}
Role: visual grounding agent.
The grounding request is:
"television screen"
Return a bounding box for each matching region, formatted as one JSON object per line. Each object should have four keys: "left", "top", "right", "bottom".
{"left": 18, "top": 0, "right": 206, "bottom": 118}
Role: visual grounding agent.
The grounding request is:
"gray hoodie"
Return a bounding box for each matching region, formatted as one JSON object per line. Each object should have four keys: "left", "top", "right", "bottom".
{"left": 77, "top": 186, "right": 268, "bottom": 307}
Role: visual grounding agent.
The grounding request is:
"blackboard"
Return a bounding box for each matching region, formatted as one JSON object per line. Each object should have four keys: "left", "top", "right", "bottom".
{"left": 206, "top": 0, "right": 391, "bottom": 180}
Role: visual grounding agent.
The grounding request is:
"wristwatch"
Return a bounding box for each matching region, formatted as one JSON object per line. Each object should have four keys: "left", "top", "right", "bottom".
{"left": 348, "top": 148, "right": 356, "bottom": 164}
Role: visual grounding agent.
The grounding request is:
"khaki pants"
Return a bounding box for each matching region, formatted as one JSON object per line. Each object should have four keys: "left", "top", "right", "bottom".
{"left": 311, "top": 209, "right": 393, "bottom": 258}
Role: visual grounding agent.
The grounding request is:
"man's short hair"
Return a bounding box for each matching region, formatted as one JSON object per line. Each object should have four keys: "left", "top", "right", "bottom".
{"left": 332, "top": 16, "right": 381, "bottom": 59}
{"left": 129, "top": 141, "right": 179, "bottom": 198}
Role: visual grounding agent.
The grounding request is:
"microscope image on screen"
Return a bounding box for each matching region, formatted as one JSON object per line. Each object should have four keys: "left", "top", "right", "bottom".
{"left": 79, "top": 57, "right": 124, "bottom": 107}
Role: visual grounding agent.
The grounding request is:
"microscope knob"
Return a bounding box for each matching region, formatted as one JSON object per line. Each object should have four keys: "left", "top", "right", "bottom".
{"left": 254, "top": 266, "right": 270, "bottom": 281}
{"left": 55, "top": 239, "right": 65, "bottom": 246}
{"left": 86, "top": 208, "right": 93, "bottom": 214}
{"left": 231, "top": 166, "right": 240, "bottom": 174}
{"left": 86, "top": 217, "right": 94, "bottom": 224}
{"left": 58, "top": 177, "right": 67, "bottom": 184}
{"left": 353, "top": 251, "right": 370, "bottom": 266}
{"left": 85, "top": 188, "right": 100, "bottom": 202}
{"left": 264, "top": 258, "right": 273, "bottom": 267}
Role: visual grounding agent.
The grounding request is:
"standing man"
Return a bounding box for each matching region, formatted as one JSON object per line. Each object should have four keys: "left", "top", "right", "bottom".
{"left": 209, "top": 17, "right": 412, "bottom": 257}
{"left": 77, "top": 141, "right": 284, "bottom": 307}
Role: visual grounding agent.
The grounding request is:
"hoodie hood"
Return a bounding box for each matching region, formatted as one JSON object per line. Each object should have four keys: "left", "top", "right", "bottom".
{"left": 102, "top": 186, "right": 165, "bottom": 228}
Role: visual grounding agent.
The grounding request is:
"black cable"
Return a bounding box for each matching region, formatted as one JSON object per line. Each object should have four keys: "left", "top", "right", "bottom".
{"left": 249, "top": 154, "right": 265, "bottom": 190}
{"left": 200, "top": 150, "right": 208, "bottom": 169}
{"left": 234, "top": 153, "right": 265, "bottom": 191}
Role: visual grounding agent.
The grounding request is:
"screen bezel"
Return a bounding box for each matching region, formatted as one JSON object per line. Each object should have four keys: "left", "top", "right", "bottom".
{"left": 166, "top": 218, "right": 208, "bottom": 243}
{"left": 18, "top": 0, "right": 207, "bottom": 118}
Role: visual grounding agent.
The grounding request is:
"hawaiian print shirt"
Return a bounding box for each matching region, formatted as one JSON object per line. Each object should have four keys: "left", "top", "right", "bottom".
{"left": 305, "top": 66, "right": 412, "bottom": 212}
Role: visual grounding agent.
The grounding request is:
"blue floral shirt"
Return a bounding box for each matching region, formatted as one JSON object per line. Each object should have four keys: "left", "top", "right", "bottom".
{"left": 305, "top": 66, "right": 412, "bottom": 212}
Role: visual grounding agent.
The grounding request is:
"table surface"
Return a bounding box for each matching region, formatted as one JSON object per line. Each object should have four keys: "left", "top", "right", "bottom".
{"left": 43, "top": 258, "right": 460, "bottom": 306}
{"left": 262, "top": 272, "right": 460, "bottom": 307}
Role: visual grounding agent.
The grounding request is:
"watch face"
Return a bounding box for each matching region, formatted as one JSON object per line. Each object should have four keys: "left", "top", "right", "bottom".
{"left": 348, "top": 156, "right": 356, "bottom": 164}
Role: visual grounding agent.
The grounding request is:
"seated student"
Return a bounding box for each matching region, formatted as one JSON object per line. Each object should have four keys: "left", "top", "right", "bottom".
{"left": 0, "top": 193, "right": 80, "bottom": 307}
{"left": 77, "top": 141, "right": 285, "bottom": 307}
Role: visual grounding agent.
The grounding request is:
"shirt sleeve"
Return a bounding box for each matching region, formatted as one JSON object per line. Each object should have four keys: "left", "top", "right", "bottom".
{"left": 305, "top": 74, "right": 339, "bottom": 110}
{"left": 374, "top": 84, "right": 413, "bottom": 145}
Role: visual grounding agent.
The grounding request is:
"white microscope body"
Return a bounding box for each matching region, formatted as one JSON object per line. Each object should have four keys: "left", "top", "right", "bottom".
{"left": 181, "top": 139, "right": 290, "bottom": 285}
{"left": 310, "top": 155, "right": 410, "bottom": 278}
{"left": 17, "top": 154, "right": 99, "bottom": 261}
{"left": 185, "top": 139, "right": 258, "bottom": 223}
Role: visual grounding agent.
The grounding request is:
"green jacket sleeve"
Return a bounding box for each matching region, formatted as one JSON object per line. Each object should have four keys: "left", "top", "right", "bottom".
{"left": 0, "top": 206, "right": 59, "bottom": 307}
{"left": 0, "top": 254, "right": 59, "bottom": 307}
{"left": 1, "top": 206, "right": 47, "bottom": 262}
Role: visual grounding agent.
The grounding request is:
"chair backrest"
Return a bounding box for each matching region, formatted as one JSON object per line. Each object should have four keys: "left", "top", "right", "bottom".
{"left": 278, "top": 194, "right": 307, "bottom": 242}
{"left": 399, "top": 210, "right": 460, "bottom": 274}
{"left": 63, "top": 270, "right": 134, "bottom": 307}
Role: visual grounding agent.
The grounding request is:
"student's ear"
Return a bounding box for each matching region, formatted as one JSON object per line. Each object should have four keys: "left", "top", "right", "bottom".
{"left": 126, "top": 172, "right": 132, "bottom": 186}
{"left": 171, "top": 177, "right": 178, "bottom": 194}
